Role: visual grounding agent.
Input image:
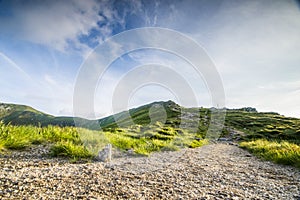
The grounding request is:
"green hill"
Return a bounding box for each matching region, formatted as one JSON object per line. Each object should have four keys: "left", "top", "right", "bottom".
{"left": 0, "top": 101, "right": 299, "bottom": 167}
{"left": 0, "top": 103, "right": 52, "bottom": 125}
{"left": 98, "top": 100, "right": 182, "bottom": 129}
{"left": 1, "top": 101, "right": 299, "bottom": 142}
{"left": 224, "top": 109, "right": 300, "bottom": 142}
{"left": 0, "top": 102, "right": 97, "bottom": 129}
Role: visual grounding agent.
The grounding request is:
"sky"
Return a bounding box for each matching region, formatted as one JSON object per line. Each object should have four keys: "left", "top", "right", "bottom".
{"left": 0, "top": 0, "right": 300, "bottom": 118}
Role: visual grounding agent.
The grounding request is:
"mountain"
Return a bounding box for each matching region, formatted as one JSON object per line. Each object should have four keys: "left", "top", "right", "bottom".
{"left": 1, "top": 101, "right": 299, "bottom": 141}
{"left": 0, "top": 102, "right": 96, "bottom": 128}
{"left": 0, "top": 103, "right": 52, "bottom": 125}
{"left": 0, "top": 101, "right": 183, "bottom": 130}
{"left": 98, "top": 100, "right": 182, "bottom": 129}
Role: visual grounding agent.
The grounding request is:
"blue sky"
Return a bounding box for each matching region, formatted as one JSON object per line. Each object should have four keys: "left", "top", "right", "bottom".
{"left": 0, "top": 0, "right": 300, "bottom": 118}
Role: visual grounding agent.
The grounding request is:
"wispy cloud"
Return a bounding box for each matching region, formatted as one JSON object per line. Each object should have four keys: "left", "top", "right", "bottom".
{"left": 0, "top": 52, "right": 31, "bottom": 80}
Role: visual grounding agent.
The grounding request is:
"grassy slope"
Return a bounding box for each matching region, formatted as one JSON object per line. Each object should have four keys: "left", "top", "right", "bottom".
{"left": 240, "top": 139, "right": 300, "bottom": 168}
{"left": 225, "top": 110, "right": 300, "bottom": 141}
{"left": 0, "top": 121, "right": 208, "bottom": 160}
{"left": 224, "top": 110, "right": 300, "bottom": 168}
{"left": 2, "top": 101, "right": 299, "bottom": 142}
{"left": 98, "top": 100, "right": 182, "bottom": 128}
{"left": 0, "top": 122, "right": 92, "bottom": 160}
{"left": 1, "top": 101, "right": 299, "bottom": 167}
{"left": 0, "top": 101, "right": 210, "bottom": 159}
{"left": 0, "top": 103, "right": 99, "bottom": 129}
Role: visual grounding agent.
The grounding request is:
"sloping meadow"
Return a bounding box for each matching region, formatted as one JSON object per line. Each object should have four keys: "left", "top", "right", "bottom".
{"left": 0, "top": 121, "right": 208, "bottom": 161}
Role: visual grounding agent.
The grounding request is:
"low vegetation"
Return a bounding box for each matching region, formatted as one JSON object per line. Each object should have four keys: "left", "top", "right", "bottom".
{"left": 0, "top": 121, "right": 208, "bottom": 160}
{"left": 0, "top": 122, "right": 92, "bottom": 160}
{"left": 1, "top": 101, "right": 299, "bottom": 168}
{"left": 225, "top": 110, "right": 300, "bottom": 141}
{"left": 101, "top": 122, "right": 208, "bottom": 155}
{"left": 240, "top": 139, "right": 300, "bottom": 168}
{"left": 224, "top": 110, "right": 300, "bottom": 168}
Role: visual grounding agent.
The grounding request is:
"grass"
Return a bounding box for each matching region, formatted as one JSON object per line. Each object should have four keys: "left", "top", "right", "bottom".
{"left": 0, "top": 121, "right": 208, "bottom": 160}
{"left": 78, "top": 129, "right": 109, "bottom": 155}
{"left": 189, "top": 139, "right": 209, "bottom": 148}
{"left": 0, "top": 122, "right": 91, "bottom": 160}
{"left": 1, "top": 101, "right": 300, "bottom": 169}
{"left": 225, "top": 110, "right": 300, "bottom": 168}
{"left": 225, "top": 110, "right": 300, "bottom": 141}
{"left": 50, "top": 141, "right": 92, "bottom": 160}
{"left": 102, "top": 123, "right": 206, "bottom": 155}
{"left": 1, "top": 100, "right": 300, "bottom": 168}
{"left": 0, "top": 123, "right": 32, "bottom": 149}
{"left": 240, "top": 139, "right": 300, "bottom": 168}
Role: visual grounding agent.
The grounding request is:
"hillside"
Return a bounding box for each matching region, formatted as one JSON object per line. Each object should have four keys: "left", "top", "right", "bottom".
{"left": 0, "top": 102, "right": 52, "bottom": 125}
{"left": 1, "top": 101, "right": 300, "bottom": 142}
{"left": 224, "top": 109, "right": 300, "bottom": 142}
{"left": 98, "top": 100, "right": 182, "bottom": 129}
{"left": 0, "top": 102, "right": 96, "bottom": 128}
{"left": 99, "top": 101, "right": 300, "bottom": 142}
{"left": 0, "top": 100, "right": 299, "bottom": 168}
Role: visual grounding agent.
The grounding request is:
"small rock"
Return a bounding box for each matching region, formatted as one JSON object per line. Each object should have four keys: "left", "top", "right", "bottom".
{"left": 96, "top": 144, "right": 112, "bottom": 162}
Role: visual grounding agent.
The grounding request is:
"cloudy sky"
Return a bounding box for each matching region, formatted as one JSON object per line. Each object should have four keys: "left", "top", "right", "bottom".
{"left": 0, "top": 0, "right": 299, "bottom": 118}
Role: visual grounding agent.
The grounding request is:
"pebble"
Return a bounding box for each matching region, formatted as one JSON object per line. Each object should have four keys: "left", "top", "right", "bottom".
{"left": 0, "top": 143, "right": 299, "bottom": 199}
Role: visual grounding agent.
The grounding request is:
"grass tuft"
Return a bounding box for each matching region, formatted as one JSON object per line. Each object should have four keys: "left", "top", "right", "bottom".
{"left": 240, "top": 139, "right": 300, "bottom": 168}
{"left": 50, "top": 141, "right": 92, "bottom": 160}
{"left": 189, "top": 139, "right": 209, "bottom": 148}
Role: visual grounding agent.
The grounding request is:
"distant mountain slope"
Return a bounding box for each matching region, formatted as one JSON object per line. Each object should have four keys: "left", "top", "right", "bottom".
{"left": 0, "top": 103, "right": 94, "bottom": 128}
{"left": 0, "top": 103, "right": 44, "bottom": 118}
{"left": 98, "top": 101, "right": 300, "bottom": 141}
{"left": 0, "top": 103, "right": 52, "bottom": 125}
{"left": 98, "top": 100, "right": 182, "bottom": 129}
{"left": 1, "top": 101, "right": 299, "bottom": 141}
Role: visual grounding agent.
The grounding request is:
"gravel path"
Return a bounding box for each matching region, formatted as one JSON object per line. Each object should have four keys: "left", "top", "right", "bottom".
{"left": 0, "top": 143, "right": 299, "bottom": 199}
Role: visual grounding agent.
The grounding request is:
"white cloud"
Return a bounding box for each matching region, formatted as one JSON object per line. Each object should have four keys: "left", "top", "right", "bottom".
{"left": 182, "top": 0, "right": 300, "bottom": 117}
{"left": 1, "top": 0, "right": 299, "bottom": 118}
{"left": 29, "top": 74, "right": 74, "bottom": 116}
{"left": 93, "top": 50, "right": 212, "bottom": 118}
{"left": 0, "top": 0, "right": 120, "bottom": 54}
{"left": 203, "top": 0, "right": 300, "bottom": 71}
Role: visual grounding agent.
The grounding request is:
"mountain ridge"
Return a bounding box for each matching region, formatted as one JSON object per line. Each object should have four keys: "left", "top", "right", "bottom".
{"left": 0, "top": 101, "right": 299, "bottom": 142}
{"left": 0, "top": 100, "right": 184, "bottom": 129}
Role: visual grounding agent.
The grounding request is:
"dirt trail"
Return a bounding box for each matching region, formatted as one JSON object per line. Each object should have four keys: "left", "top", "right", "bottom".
{"left": 0, "top": 143, "right": 299, "bottom": 199}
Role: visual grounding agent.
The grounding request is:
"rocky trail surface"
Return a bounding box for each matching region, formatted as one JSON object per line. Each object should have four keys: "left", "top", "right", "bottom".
{"left": 0, "top": 143, "right": 299, "bottom": 199}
